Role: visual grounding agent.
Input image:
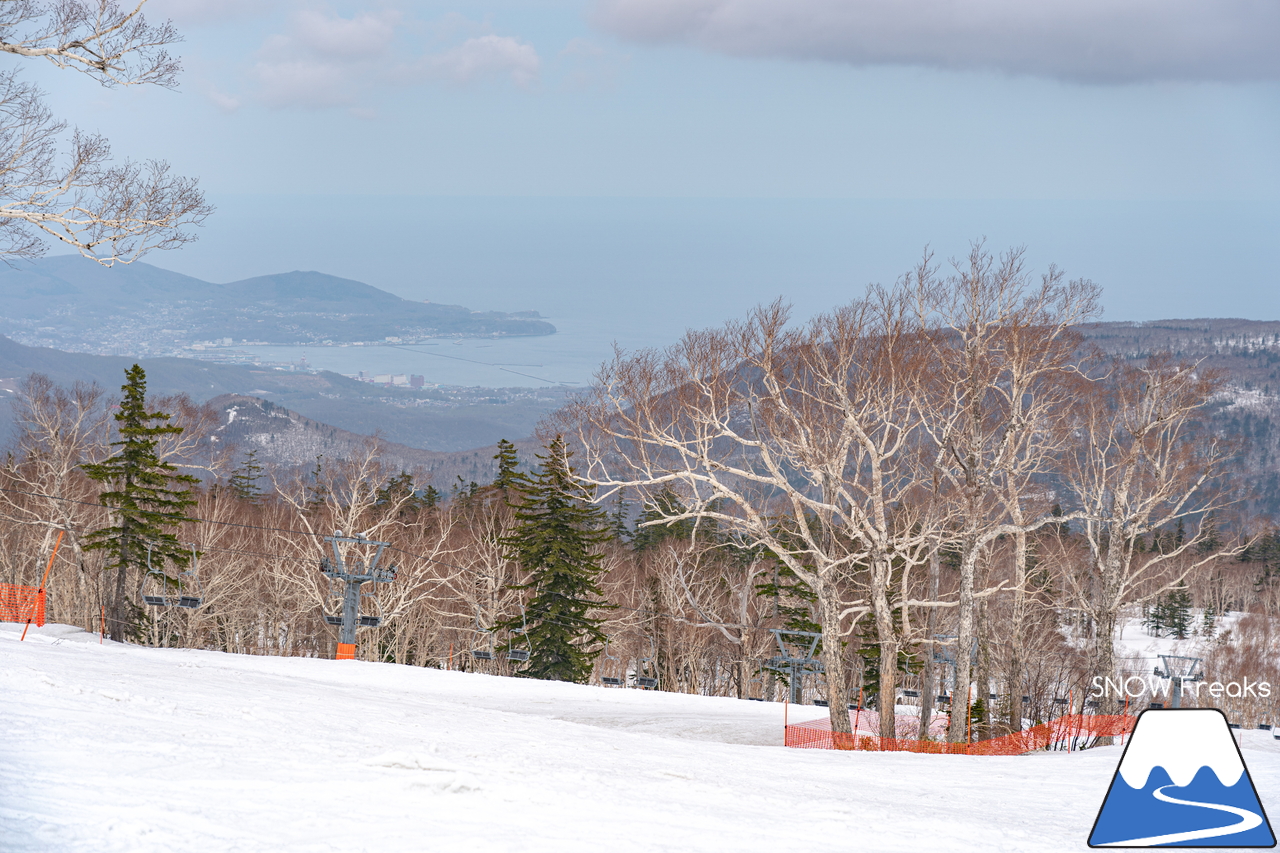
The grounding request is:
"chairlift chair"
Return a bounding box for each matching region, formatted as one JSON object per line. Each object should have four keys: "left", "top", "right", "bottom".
{"left": 634, "top": 635, "right": 659, "bottom": 689}
{"left": 471, "top": 611, "right": 495, "bottom": 661}
{"left": 635, "top": 653, "right": 659, "bottom": 689}
{"left": 600, "top": 637, "right": 623, "bottom": 686}
{"left": 505, "top": 609, "right": 531, "bottom": 663}
{"left": 141, "top": 544, "right": 205, "bottom": 609}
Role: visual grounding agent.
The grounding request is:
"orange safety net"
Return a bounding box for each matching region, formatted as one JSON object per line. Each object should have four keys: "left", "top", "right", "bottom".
{"left": 0, "top": 583, "right": 45, "bottom": 627}
{"left": 786, "top": 713, "right": 1135, "bottom": 755}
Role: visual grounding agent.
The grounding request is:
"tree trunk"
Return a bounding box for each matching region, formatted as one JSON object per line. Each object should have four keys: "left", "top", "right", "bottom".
{"left": 975, "top": 601, "right": 991, "bottom": 741}
{"left": 1092, "top": 530, "right": 1124, "bottom": 744}
{"left": 108, "top": 555, "right": 129, "bottom": 642}
{"left": 871, "top": 566, "right": 899, "bottom": 741}
{"left": 817, "top": 588, "right": 852, "bottom": 735}
{"left": 918, "top": 549, "right": 940, "bottom": 741}
{"left": 948, "top": 540, "right": 978, "bottom": 742}
{"left": 1007, "top": 528, "right": 1028, "bottom": 735}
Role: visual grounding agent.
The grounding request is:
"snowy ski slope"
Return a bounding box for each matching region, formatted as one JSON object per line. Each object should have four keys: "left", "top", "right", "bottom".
{"left": 3, "top": 623, "right": 1279, "bottom": 853}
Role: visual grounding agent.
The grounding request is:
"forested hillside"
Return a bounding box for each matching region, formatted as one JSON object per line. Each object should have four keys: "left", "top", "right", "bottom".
{"left": 1082, "top": 319, "right": 1280, "bottom": 519}
{"left": 5, "top": 253, "right": 1278, "bottom": 750}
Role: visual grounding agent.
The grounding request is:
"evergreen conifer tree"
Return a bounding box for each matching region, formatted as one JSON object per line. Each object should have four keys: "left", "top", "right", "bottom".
{"left": 631, "top": 488, "right": 696, "bottom": 552}
{"left": 228, "top": 448, "right": 264, "bottom": 503}
{"left": 1166, "top": 581, "right": 1193, "bottom": 640}
{"left": 82, "top": 365, "right": 199, "bottom": 642}
{"left": 492, "top": 438, "right": 525, "bottom": 493}
{"left": 499, "top": 436, "right": 610, "bottom": 683}
{"left": 376, "top": 470, "right": 428, "bottom": 515}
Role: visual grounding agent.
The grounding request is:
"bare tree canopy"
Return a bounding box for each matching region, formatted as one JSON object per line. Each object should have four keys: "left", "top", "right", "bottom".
{"left": 0, "top": 1, "right": 209, "bottom": 264}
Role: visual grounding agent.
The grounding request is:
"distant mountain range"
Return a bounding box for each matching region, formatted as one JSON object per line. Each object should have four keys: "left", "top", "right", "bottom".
{"left": 1084, "top": 318, "right": 1280, "bottom": 521}
{"left": 208, "top": 394, "right": 531, "bottom": 487}
{"left": 0, "top": 334, "right": 569, "bottom": 454}
{"left": 0, "top": 254, "right": 555, "bottom": 355}
{"left": 0, "top": 314, "right": 1275, "bottom": 518}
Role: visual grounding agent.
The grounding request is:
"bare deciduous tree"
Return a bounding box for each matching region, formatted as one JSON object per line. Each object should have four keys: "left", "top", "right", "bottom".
{"left": 566, "top": 294, "right": 953, "bottom": 737}
{"left": 1064, "top": 355, "right": 1241, "bottom": 716}
{"left": 909, "top": 244, "right": 1099, "bottom": 740}
{"left": 0, "top": 1, "right": 209, "bottom": 263}
{"left": 1, "top": 374, "right": 110, "bottom": 627}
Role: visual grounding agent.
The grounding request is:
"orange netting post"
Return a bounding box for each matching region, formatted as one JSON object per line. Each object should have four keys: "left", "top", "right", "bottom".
{"left": 20, "top": 530, "right": 63, "bottom": 641}
{"left": 336, "top": 643, "right": 356, "bottom": 660}
{"left": 1067, "top": 690, "right": 1074, "bottom": 754}
{"left": 853, "top": 688, "right": 863, "bottom": 750}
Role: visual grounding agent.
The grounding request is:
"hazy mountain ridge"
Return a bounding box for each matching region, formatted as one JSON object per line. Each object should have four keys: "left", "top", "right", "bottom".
{"left": 209, "top": 394, "right": 535, "bottom": 487}
{"left": 0, "top": 255, "right": 555, "bottom": 355}
{"left": 0, "top": 318, "right": 1276, "bottom": 514}
{"left": 0, "top": 334, "right": 568, "bottom": 454}
{"left": 1082, "top": 318, "right": 1280, "bottom": 388}
{"left": 1083, "top": 319, "right": 1280, "bottom": 519}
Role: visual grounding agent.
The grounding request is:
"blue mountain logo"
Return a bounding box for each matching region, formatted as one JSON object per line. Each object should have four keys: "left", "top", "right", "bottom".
{"left": 1089, "top": 708, "right": 1275, "bottom": 847}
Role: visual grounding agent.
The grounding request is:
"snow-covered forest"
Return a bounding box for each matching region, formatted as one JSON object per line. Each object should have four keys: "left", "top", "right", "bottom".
{"left": 2, "top": 247, "right": 1278, "bottom": 747}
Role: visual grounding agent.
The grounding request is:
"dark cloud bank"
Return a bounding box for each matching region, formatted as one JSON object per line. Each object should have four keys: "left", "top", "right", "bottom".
{"left": 594, "top": 0, "right": 1280, "bottom": 83}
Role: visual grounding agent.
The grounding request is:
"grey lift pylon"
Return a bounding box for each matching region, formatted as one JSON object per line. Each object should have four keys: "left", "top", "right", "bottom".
{"left": 765, "top": 628, "right": 825, "bottom": 704}
{"left": 319, "top": 532, "right": 397, "bottom": 657}
{"left": 1155, "top": 654, "right": 1204, "bottom": 709}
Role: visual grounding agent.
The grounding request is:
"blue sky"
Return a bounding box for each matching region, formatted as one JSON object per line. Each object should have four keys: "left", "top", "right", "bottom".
{"left": 27, "top": 0, "right": 1280, "bottom": 334}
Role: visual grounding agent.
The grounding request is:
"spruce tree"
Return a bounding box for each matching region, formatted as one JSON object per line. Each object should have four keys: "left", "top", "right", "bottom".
{"left": 492, "top": 438, "right": 525, "bottom": 492}
{"left": 1166, "top": 581, "right": 1193, "bottom": 640}
{"left": 82, "top": 365, "right": 199, "bottom": 642}
{"left": 228, "top": 448, "right": 264, "bottom": 503}
{"left": 631, "top": 488, "right": 696, "bottom": 552}
{"left": 499, "top": 436, "right": 610, "bottom": 683}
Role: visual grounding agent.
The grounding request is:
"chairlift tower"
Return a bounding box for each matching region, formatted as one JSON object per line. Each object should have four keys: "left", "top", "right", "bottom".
{"left": 1154, "top": 654, "right": 1204, "bottom": 709}
{"left": 319, "top": 532, "right": 397, "bottom": 660}
{"left": 931, "top": 633, "right": 978, "bottom": 705}
{"left": 765, "top": 629, "right": 825, "bottom": 704}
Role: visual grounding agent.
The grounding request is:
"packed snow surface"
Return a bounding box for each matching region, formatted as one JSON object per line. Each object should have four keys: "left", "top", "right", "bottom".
{"left": 4, "top": 624, "right": 1280, "bottom": 852}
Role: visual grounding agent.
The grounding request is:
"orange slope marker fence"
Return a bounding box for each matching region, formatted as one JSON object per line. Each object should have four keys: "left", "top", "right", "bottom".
{"left": 786, "top": 712, "right": 1135, "bottom": 756}
{"left": 1, "top": 584, "right": 46, "bottom": 629}
{"left": 2, "top": 529, "right": 64, "bottom": 640}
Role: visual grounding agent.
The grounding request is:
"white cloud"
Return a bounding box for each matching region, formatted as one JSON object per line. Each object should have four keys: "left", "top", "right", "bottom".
{"left": 249, "top": 9, "right": 540, "bottom": 110}
{"left": 207, "top": 86, "right": 241, "bottom": 113}
{"left": 426, "top": 35, "right": 541, "bottom": 88}
{"left": 254, "top": 58, "right": 356, "bottom": 109}
{"left": 251, "top": 9, "right": 401, "bottom": 109}
{"left": 290, "top": 8, "right": 399, "bottom": 59}
{"left": 593, "top": 0, "right": 1280, "bottom": 84}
